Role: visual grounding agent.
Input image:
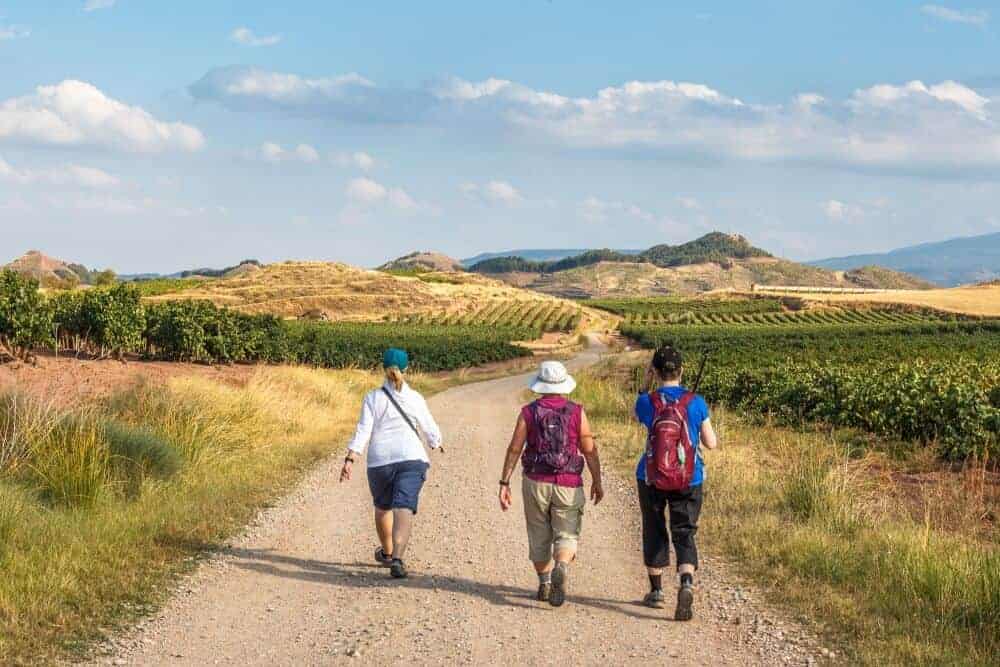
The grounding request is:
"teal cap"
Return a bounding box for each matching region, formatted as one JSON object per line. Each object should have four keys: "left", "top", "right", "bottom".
{"left": 383, "top": 348, "right": 409, "bottom": 371}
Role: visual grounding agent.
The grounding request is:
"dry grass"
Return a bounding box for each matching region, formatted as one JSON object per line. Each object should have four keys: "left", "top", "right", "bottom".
{"left": 148, "top": 260, "right": 574, "bottom": 322}
{"left": 778, "top": 284, "right": 1000, "bottom": 317}
{"left": 575, "top": 361, "right": 1000, "bottom": 666}
{"left": 0, "top": 365, "right": 375, "bottom": 664}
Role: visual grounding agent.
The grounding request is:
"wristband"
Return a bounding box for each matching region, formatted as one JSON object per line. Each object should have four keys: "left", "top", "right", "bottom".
{"left": 498, "top": 480, "right": 510, "bottom": 487}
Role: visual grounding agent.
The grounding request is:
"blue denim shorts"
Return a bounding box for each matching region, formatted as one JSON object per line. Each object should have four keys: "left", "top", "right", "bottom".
{"left": 366, "top": 460, "right": 429, "bottom": 514}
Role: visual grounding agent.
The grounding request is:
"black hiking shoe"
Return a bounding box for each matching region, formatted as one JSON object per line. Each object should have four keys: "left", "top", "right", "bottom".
{"left": 536, "top": 581, "right": 552, "bottom": 602}
{"left": 643, "top": 588, "right": 665, "bottom": 609}
{"left": 549, "top": 562, "right": 568, "bottom": 607}
{"left": 374, "top": 547, "right": 393, "bottom": 567}
{"left": 674, "top": 582, "right": 694, "bottom": 621}
{"left": 390, "top": 559, "right": 408, "bottom": 579}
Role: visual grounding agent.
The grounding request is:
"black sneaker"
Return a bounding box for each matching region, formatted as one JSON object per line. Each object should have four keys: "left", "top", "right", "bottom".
{"left": 390, "top": 558, "right": 408, "bottom": 579}
{"left": 643, "top": 588, "right": 665, "bottom": 609}
{"left": 536, "top": 581, "right": 552, "bottom": 602}
{"left": 674, "top": 582, "right": 694, "bottom": 621}
{"left": 374, "top": 547, "right": 393, "bottom": 567}
{"left": 549, "top": 562, "right": 568, "bottom": 607}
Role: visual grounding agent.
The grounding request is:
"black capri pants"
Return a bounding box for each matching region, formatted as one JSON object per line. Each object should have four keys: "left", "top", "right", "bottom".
{"left": 637, "top": 481, "right": 703, "bottom": 570}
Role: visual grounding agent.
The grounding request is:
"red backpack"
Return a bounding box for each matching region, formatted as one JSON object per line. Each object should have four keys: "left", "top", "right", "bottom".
{"left": 644, "top": 391, "right": 696, "bottom": 491}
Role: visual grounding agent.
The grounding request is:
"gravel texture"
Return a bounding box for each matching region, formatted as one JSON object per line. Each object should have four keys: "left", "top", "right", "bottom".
{"left": 91, "top": 347, "right": 834, "bottom": 666}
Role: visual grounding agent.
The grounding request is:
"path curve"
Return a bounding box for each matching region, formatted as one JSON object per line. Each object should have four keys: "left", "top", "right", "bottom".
{"left": 95, "top": 344, "right": 825, "bottom": 666}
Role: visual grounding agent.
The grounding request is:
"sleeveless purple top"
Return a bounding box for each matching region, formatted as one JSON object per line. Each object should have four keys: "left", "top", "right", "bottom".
{"left": 520, "top": 396, "right": 584, "bottom": 488}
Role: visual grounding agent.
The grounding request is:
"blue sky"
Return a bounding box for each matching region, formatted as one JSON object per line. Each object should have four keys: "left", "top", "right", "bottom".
{"left": 2, "top": 1, "right": 1000, "bottom": 272}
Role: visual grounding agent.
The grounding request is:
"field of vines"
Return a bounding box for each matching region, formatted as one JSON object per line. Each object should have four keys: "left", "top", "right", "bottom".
{"left": 614, "top": 296, "right": 999, "bottom": 460}
{"left": 394, "top": 299, "right": 582, "bottom": 337}
{"left": 0, "top": 271, "right": 529, "bottom": 372}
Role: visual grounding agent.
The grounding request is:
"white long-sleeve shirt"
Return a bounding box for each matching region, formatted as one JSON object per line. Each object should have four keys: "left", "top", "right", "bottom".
{"left": 346, "top": 381, "right": 443, "bottom": 468}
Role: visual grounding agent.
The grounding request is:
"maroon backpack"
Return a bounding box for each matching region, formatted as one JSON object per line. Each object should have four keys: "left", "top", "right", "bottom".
{"left": 644, "top": 391, "right": 696, "bottom": 491}
{"left": 522, "top": 401, "right": 584, "bottom": 476}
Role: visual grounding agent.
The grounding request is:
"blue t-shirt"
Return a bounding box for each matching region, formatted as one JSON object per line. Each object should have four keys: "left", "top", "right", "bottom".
{"left": 635, "top": 386, "right": 709, "bottom": 487}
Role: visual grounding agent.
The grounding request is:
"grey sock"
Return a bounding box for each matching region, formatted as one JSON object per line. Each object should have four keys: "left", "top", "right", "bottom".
{"left": 538, "top": 571, "right": 552, "bottom": 584}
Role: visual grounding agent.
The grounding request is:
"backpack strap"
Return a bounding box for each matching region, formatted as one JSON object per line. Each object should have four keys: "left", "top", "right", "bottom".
{"left": 677, "top": 391, "right": 697, "bottom": 410}
{"left": 381, "top": 387, "right": 423, "bottom": 443}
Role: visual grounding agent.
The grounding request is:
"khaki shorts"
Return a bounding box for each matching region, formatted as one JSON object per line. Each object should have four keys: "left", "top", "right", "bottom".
{"left": 522, "top": 477, "right": 585, "bottom": 563}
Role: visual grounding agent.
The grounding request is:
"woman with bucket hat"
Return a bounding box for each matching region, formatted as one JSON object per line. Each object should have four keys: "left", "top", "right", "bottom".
{"left": 498, "top": 360, "right": 604, "bottom": 607}
{"left": 341, "top": 348, "right": 443, "bottom": 579}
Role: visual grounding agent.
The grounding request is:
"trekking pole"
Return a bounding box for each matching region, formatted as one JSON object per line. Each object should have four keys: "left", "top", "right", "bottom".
{"left": 691, "top": 348, "right": 714, "bottom": 395}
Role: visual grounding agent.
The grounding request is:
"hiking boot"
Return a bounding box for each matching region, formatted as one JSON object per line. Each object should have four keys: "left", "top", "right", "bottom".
{"left": 374, "top": 547, "right": 393, "bottom": 567}
{"left": 390, "top": 559, "right": 408, "bottom": 579}
{"left": 549, "top": 562, "right": 568, "bottom": 607}
{"left": 643, "top": 588, "right": 665, "bottom": 609}
{"left": 674, "top": 582, "right": 694, "bottom": 621}
{"left": 536, "top": 581, "right": 552, "bottom": 602}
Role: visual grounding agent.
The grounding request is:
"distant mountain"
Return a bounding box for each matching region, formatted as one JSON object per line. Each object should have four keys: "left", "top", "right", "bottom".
{"left": 3, "top": 251, "right": 98, "bottom": 287}
{"left": 378, "top": 251, "right": 464, "bottom": 273}
{"left": 469, "top": 233, "right": 771, "bottom": 275}
{"left": 461, "top": 248, "right": 642, "bottom": 266}
{"left": 120, "top": 259, "right": 263, "bottom": 281}
{"left": 810, "top": 232, "right": 1000, "bottom": 287}
{"left": 465, "top": 232, "right": 932, "bottom": 298}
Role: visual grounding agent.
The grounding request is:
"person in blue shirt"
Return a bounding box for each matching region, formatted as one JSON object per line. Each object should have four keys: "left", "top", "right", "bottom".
{"left": 635, "top": 345, "right": 718, "bottom": 621}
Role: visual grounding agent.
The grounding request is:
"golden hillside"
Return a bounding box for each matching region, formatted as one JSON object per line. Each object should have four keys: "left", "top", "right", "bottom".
{"left": 148, "top": 261, "right": 578, "bottom": 321}
{"left": 507, "top": 257, "right": 931, "bottom": 298}
{"left": 781, "top": 283, "right": 1000, "bottom": 317}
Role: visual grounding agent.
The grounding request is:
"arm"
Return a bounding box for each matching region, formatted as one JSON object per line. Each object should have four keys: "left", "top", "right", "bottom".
{"left": 498, "top": 414, "right": 528, "bottom": 511}
{"left": 700, "top": 418, "right": 718, "bottom": 450}
{"left": 578, "top": 410, "right": 604, "bottom": 505}
{"left": 414, "top": 393, "right": 444, "bottom": 452}
{"left": 340, "top": 395, "right": 374, "bottom": 482}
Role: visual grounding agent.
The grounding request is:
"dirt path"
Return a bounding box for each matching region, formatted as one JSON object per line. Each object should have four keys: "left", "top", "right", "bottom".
{"left": 95, "top": 344, "right": 827, "bottom": 666}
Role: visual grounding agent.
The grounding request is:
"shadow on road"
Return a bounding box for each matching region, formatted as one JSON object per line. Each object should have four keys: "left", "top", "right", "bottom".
{"left": 227, "top": 547, "right": 666, "bottom": 621}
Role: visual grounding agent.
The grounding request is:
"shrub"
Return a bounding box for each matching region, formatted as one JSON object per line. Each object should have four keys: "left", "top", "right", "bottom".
{"left": 103, "top": 420, "right": 182, "bottom": 481}
{"left": 0, "top": 270, "right": 54, "bottom": 361}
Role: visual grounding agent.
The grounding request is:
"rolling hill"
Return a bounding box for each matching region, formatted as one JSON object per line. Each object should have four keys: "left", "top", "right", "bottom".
{"left": 3, "top": 251, "right": 101, "bottom": 287}
{"left": 810, "top": 232, "right": 1000, "bottom": 287}
{"left": 465, "top": 233, "right": 932, "bottom": 298}
{"left": 378, "top": 251, "right": 464, "bottom": 273}
{"left": 461, "top": 248, "right": 642, "bottom": 266}
{"left": 147, "top": 260, "right": 580, "bottom": 322}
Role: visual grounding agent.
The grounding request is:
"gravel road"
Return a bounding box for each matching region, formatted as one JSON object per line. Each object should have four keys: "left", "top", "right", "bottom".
{"left": 94, "top": 346, "right": 831, "bottom": 666}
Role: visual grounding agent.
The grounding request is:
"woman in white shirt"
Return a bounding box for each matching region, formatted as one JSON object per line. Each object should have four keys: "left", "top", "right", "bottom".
{"left": 340, "top": 348, "right": 443, "bottom": 579}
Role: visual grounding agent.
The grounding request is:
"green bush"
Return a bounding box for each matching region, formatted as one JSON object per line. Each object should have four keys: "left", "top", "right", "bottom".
{"left": 50, "top": 284, "right": 146, "bottom": 358}
{"left": 103, "top": 420, "right": 182, "bottom": 483}
{"left": 0, "top": 270, "right": 54, "bottom": 361}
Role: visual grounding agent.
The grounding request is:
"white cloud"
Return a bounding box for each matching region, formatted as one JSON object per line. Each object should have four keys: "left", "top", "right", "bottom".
{"left": 0, "top": 155, "right": 120, "bottom": 188}
{"left": 921, "top": 5, "right": 989, "bottom": 25}
{"left": 84, "top": 0, "right": 117, "bottom": 12}
{"left": 252, "top": 141, "right": 319, "bottom": 163}
{"left": 190, "top": 67, "right": 1000, "bottom": 173}
{"left": 230, "top": 27, "right": 282, "bottom": 47}
{"left": 677, "top": 196, "right": 701, "bottom": 210}
{"left": 579, "top": 196, "right": 656, "bottom": 224}
{"left": 0, "top": 80, "right": 204, "bottom": 152}
{"left": 333, "top": 151, "right": 376, "bottom": 171}
{"left": 344, "top": 177, "right": 424, "bottom": 216}
{"left": 822, "top": 199, "right": 865, "bottom": 223}
{"left": 461, "top": 180, "right": 523, "bottom": 205}
{"left": 346, "top": 177, "right": 387, "bottom": 203}
{"left": 0, "top": 24, "right": 30, "bottom": 41}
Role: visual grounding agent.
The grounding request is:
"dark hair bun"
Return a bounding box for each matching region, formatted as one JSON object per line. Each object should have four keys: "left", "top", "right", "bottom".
{"left": 653, "top": 345, "right": 683, "bottom": 374}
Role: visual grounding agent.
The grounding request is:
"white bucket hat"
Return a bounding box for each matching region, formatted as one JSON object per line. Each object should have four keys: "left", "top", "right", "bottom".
{"left": 528, "top": 360, "right": 577, "bottom": 395}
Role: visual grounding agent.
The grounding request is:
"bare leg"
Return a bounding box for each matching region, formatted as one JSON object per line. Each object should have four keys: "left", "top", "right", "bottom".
{"left": 532, "top": 560, "right": 553, "bottom": 575}
{"left": 553, "top": 546, "right": 576, "bottom": 564}
{"left": 375, "top": 509, "right": 393, "bottom": 555}
{"left": 391, "top": 508, "right": 414, "bottom": 560}
{"left": 678, "top": 563, "right": 695, "bottom": 577}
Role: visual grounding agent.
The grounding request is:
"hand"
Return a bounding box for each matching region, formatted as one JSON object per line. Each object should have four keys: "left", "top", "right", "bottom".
{"left": 643, "top": 363, "right": 656, "bottom": 389}
{"left": 340, "top": 460, "right": 353, "bottom": 483}
{"left": 498, "top": 484, "right": 513, "bottom": 511}
{"left": 590, "top": 480, "right": 605, "bottom": 505}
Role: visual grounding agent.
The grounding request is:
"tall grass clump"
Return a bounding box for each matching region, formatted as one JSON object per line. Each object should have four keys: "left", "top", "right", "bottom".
{"left": 576, "top": 361, "right": 1000, "bottom": 665}
{"left": 0, "top": 365, "right": 377, "bottom": 664}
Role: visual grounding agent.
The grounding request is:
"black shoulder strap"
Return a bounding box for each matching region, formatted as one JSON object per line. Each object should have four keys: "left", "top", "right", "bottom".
{"left": 382, "top": 387, "right": 423, "bottom": 441}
